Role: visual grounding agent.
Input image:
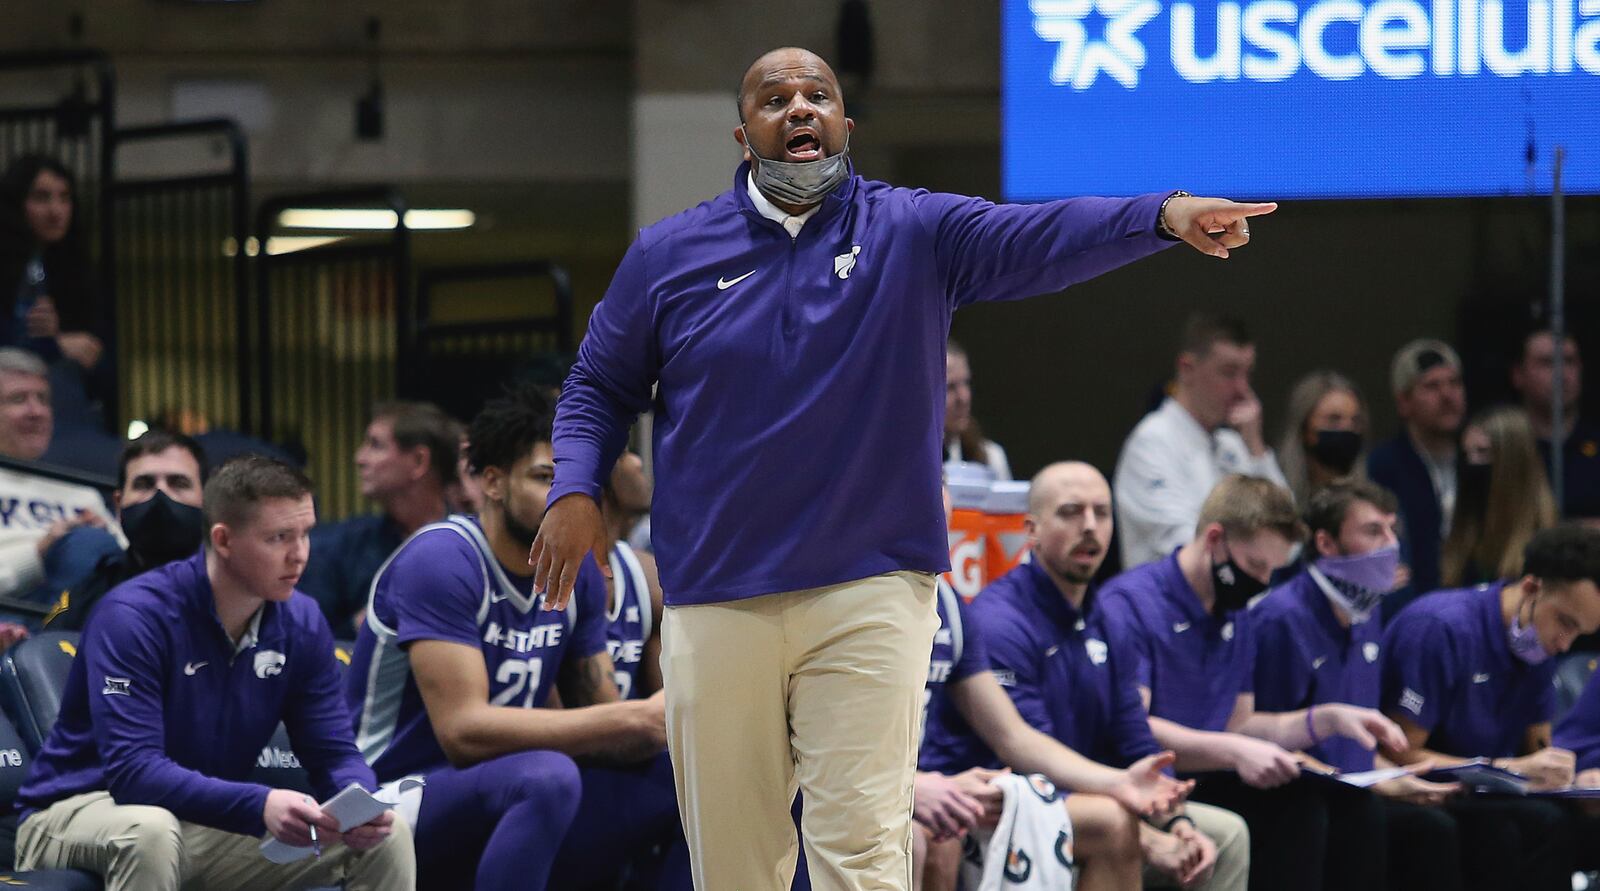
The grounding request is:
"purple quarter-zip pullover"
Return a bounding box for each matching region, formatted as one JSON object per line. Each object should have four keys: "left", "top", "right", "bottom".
{"left": 552, "top": 162, "right": 1174, "bottom": 605}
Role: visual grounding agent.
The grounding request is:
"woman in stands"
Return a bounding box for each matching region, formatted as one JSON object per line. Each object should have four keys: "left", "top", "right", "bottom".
{"left": 0, "top": 154, "right": 107, "bottom": 429}
{"left": 1442, "top": 405, "right": 1557, "bottom": 587}
{"left": 1277, "top": 369, "right": 1369, "bottom": 506}
{"left": 944, "top": 339, "right": 1012, "bottom": 481}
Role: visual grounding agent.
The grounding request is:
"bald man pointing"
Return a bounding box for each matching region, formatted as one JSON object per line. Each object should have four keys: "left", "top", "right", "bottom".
{"left": 532, "top": 47, "right": 1276, "bottom": 890}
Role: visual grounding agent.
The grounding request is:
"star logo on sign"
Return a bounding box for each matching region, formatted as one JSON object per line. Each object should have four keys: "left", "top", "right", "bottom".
{"left": 1032, "top": 0, "right": 1161, "bottom": 90}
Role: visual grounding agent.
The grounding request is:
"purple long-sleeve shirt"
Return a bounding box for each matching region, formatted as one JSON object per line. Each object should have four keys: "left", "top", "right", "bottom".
{"left": 553, "top": 162, "right": 1174, "bottom": 605}
{"left": 18, "top": 553, "right": 374, "bottom": 837}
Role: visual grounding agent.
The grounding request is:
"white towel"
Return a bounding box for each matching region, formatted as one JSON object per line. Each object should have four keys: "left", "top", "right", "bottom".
{"left": 960, "top": 773, "right": 1076, "bottom": 890}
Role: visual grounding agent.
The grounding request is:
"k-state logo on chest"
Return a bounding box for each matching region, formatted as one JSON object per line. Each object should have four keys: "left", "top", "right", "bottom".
{"left": 834, "top": 245, "right": 862, "bottom": 279}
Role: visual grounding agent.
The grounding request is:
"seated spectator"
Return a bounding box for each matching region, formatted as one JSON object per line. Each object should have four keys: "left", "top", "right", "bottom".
{"left": 922, "top": 463, "right": 1250, "bottom": 891}
{"left": 300, "top": 401, "right": 457, "bottom": 637}
{"left": 44, "top": 429, "right": 207, "bottom": 630}
{"left": 1381, "top": 524, "right": 1600, "bottom": 890}
{"left": 1115, "top": 313, "right": 1286, "bottom": 569}
{"left": 445, "top": 427, "right": 483, "bottom": 515}
{"left": 0, "top": 155, "right": 108, "bottom": 431}
{"left": 602, "top": 451, "right": 663, "bottom": 700}
{"left": 1511, "top": 326, "right": 1600, "bottom": 521}
{"left": 1442, "top": 406, "right": 1556, "bottom": 587}
{"left": 1251, "top": 478, "right": 1460, "bottom": 890}
{"left": 944, "top": 340, "right": 1011, "bottom": 481}
{"left": 1277, "top": 371, "right": 1369, "bottom": 506}
{"left": 344, "top": 385, "right": 683, "bottom": 891}
{"left": 13, "top": 455, "right": 414, "bottom": 889}
{"left": 1367, "top": 338, "right": 1466, "bottom": 612}
{"left": 0, "top": 347, "right": 121, "bottom": 608}
{"left": 1095, "top": 475, "right": 1408, "bottom": 891}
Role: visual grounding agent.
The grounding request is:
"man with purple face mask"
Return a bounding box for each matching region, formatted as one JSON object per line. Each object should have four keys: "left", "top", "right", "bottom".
{"left": 1095, "top": 475, "right": 1411, "bottom": 891}
{"left": 1382, "top": 523, "right": 1600, "bottom": 890}
{"left": 1250, "top": 479, "right": 1460, "bottom": 891}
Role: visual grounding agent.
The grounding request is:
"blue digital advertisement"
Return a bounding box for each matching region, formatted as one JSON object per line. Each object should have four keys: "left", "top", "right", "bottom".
{"left": 1002, "top": 0, "right": 1600, "bottom": 199}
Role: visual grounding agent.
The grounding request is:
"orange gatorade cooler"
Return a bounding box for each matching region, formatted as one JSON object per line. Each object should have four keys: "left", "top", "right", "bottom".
{"left": 945, "top": 479, "right": 1031, "bottom": 600}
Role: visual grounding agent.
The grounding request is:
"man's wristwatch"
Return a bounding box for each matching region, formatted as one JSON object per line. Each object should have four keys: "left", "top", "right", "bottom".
{"left": 1157, "top": 190, "right": 1192, "bottom": 239}
{"left": 1161, "top": 813, "right": 1197, "bottom": 833}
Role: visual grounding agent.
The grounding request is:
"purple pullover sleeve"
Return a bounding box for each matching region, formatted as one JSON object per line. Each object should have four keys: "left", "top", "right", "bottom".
{"left": 911, "top": 191, "right": 1175, "bottom": 309}
{"left": 551, "top": 240, "right": 657, "bottom": 506}
{"left": 976, "top": 606, "right": 1056, "bottom": 738}
{"left": 88, "top": 601, "right": 272, "bottom": 836}
{"left": 283, "top": 610, "right": 379, "bottom": 801}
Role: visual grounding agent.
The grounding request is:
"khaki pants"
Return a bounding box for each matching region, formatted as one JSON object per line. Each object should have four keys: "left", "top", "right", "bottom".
{"left": 1144, "top": 801, "right": 1250, "bottom": 891}
{"left": 15, "top": 791, "right": 416, "bottom": 891}
{"left": 662, "top": 571, "right": 939, "bottom": 891}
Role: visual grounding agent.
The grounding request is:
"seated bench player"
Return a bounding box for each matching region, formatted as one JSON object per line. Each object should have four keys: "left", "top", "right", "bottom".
{"left": 1094, "top": 474, "right": 1409, "bottom": 891}
{"left": 1249, "top": 478, "right": 1461, "bottom": 891}
{"left": 346, "top": 386, "right": 684, "bottom": 891}
{"left": 902, "top": 479, "right": 1203, "bottom": 889}
{"left": 1553, "top": 658, "right": 1600, "bottom": 787}
{"left": 1381, "top": 524, "right": 1600, "bottom": 891}
{"left": 924, "top": 462, "right": 1251, "bottom": 891}
{"left": 601, "top": 450, "right": 663, "bottom": 700}
{"left": 14, "top": 455, "right": 414, "bottom": 890}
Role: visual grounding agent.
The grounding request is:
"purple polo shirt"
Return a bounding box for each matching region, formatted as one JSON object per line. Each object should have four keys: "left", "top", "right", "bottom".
{"left": 551, "top": 162, "right": 1175, "bottom": 606}
{"left": 1554, "top": 667, "right": 1600, "bottom": 771}
{"left": 1094, "top": 551, "right": 1255, "bottom": 733}
{"left": 1250, "top": 569, "right": 1385, "bottom": 773}
{"left": 919, "top": 560, "right": 1160, "bottom": 774}
{"left": 1380, "top": 583, "right": 1556, "bottom": 759}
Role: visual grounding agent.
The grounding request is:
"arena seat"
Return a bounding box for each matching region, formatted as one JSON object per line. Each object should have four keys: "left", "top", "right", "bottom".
{"left": 0, "top": 633, "right": 82, "bottom": 754}
{"left": 0, "top": 707, "right": 103, "bottom": 889}
{"left": 1554, "top": 652, "right": 1598, "bottom": 725}
{"left": 333, "top": 641, "right": 355, "bottom": 672}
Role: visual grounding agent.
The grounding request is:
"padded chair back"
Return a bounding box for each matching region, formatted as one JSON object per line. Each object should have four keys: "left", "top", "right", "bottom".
{"left": 0, "top": 633, "right": 82, "bottom": 753}
{"left": 1555, "top": 652, "right": 1600, "bottom": 725}
{"left": 0, "top": 708, "right": 35, "bottom": 805}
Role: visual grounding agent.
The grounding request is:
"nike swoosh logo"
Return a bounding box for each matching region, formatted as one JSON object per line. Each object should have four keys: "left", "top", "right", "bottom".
{"left": 1172, "top": 622, "right": 1191, "bottom": 633}
{"left": 489, "top": 592, "right": 510, "bottom": 604}
{"left": 1473, "top": 672, "right": 1491, "bottom": 684}
{"left": 184, "top": 661, "right": 207, "bottom": 676}
{"left": 1312, "top": 656, "right": 1328, "bottom": 670}
{"left": 717, "top": 270, "right": 756, "bottom": 290}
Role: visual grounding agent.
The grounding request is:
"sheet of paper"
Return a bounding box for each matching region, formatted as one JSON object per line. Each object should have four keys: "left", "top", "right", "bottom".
{"left": 1298, "top": 765, "right": 1412, "bottom": 788}
{"left": 259, "top": 780, "right": 424, "bottom": 863}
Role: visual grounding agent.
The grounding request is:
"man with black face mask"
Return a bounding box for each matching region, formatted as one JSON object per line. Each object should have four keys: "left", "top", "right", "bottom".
{"left": 45, "top": 429, "right": 207, "bottom": 630}
{"left": 1095, "top": 475, "right": 1409, "bottom": 891}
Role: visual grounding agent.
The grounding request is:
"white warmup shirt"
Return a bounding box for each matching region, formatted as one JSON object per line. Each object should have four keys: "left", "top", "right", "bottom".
{"left": 1113, "top": 397, "right": 1287, "bottom": 568}
{"left": 945, "top": 439, "right": 1013, "bottom": 482}
{"left": 0, "top": 466, "right": 121, "bottom": 598}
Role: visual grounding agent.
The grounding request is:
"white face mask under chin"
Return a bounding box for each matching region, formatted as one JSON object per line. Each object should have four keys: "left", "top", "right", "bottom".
{"left": 742, "top": 127, "right": 851, "bottom": 206}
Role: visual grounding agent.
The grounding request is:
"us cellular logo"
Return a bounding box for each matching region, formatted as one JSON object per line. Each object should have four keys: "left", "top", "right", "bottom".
{"left": 1033, "top": 0, "right": 1600, "bottom": 88}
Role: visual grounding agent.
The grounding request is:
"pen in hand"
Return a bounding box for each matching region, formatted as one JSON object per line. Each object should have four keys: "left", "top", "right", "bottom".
{"left": 309, "top": 823, "right": 321, "bottom": 859}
